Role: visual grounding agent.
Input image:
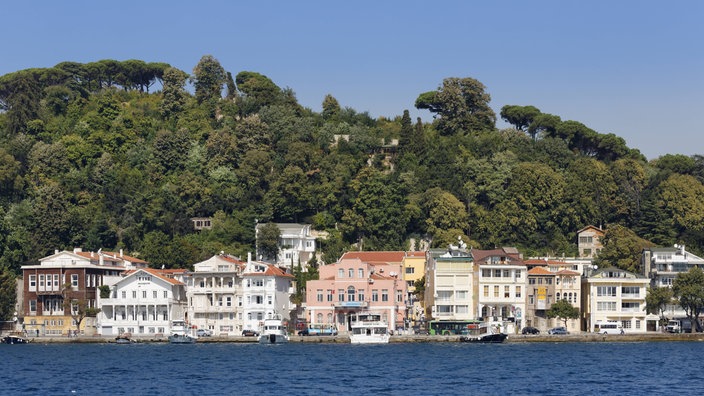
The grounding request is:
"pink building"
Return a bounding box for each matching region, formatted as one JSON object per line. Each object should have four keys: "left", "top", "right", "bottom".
{"left": 304, "top": 258, "right": 407, "bottom": 334}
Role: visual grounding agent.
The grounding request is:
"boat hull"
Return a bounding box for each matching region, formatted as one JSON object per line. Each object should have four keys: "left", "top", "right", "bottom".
{"left": 350, "top": 334, "right": 390, "bottom": 344}
{"left": 459, "top": 333, "right": 508, "bottom": 343}
{"left": 2, "top": 336, "right": 30, "bottom": 344}
{"left": 258, "top": 334, "right": 289, "bottom": 344}
{"left": 168, "top": 334, "right": 197, "bottom": 344}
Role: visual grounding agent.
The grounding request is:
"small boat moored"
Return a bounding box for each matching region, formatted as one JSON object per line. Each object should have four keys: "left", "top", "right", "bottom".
{"left": 350, "top": 312, "right": 390, "bottom": 344}
{"left": 459, "top": 322, "right": 508, "bottom": 343}
{"left": 258, "top": 315, "right": 289, "bottom": 344}
{"left": 168, "top": 320, "right": 197, "bottom": 344}
{"left": 115, "top": 333, "right": 134, "bottom": 344}
{"left": 2, "top": 335, "right": 30, "bottom": 344}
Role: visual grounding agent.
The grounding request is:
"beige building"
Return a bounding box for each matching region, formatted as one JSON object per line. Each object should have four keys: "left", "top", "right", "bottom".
{"left": 425, "top": 247, "right": 475, "bottom": 324}
{"left": 577, "top": 225, "right": 604, "bottom": 258}
{"left": 582, "top": 267, "right": 658, "bottom": 333}
{"left": 474, "top": 248, "right": 527, "bottom": 334}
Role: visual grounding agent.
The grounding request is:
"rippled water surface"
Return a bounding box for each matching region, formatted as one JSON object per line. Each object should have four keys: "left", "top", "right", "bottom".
{"left": 2, "top": 341, "right": 702, "bottom": 395}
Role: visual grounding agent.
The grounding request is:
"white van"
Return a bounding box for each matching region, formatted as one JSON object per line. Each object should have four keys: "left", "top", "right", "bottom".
{"left": 594, "top": 321, "right": 623, "bottom": 334}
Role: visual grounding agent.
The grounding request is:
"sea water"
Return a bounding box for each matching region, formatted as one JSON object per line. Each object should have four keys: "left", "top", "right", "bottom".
{"left": 2, "top": 341, "right": 702, "bottom": 395}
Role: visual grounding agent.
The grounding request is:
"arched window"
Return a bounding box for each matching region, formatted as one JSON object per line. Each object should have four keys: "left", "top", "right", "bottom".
{"left": 317, "top": 313, "right": 323, "bottom": 323}
{"left": 327, "top": 313, "right": 333, "bottom": 323}
{"left": 556, "top": 292, "right": 561, "bottom": 300}
{"left": 338, "top": 268, "right": 344, "bottom": 278}
{"left": 348, "top": 268, "right": 354, "bottom": 278}
{"left": 347, "top": 286, "right": 356, "bottom": 302}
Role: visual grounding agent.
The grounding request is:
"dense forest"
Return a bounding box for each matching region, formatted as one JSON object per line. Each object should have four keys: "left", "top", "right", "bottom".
{"left": 1, "top": 55, "right": 704, "bottom": 288}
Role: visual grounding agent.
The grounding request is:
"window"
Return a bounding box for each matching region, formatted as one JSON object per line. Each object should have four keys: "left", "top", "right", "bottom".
{"left": 483, "top": 285, "right": 489, "bottom": 297}
{"left": 317, "top": 289, "right": 323, "bottom": 302}
{"left": 494, "top": 286, "right": 499, "bottom": 298}
{"left": 621, "top": 286, "right": 640, "bottom": 296}
{"left": 142, "top": 291, "right": 147, "bottom": 299}
{"left": 456, "top": 305, "right": 469, "bottom": 314}
{"left": 529, "top": 295, "right": 534, "bottom": 304}
{"left": 267, "top": 295, "right": 273, "bottom": 305}
{"left": 71, "top": 274, "right": 79, "bottom": 288}
{"left": 382, "top": 289, "right": 389, "bottom": 302}
{"left": 482, "top": 269, "right": 491, "bottom": 278}
{"left": 597, "top": 286, "right": 617, "bottom": 297}
{"left": 622, "top": 320, "right": 632, "bottom": 329}
{"left": 504, "top": 286, "right": 510, "bottom": 298}
{"left": 529, "top": 278, "right": 536, "bottom": 285}
{"left": 29, "top": 300, "right": 37, "bottom": 312}
{"left": 164, "top": 291, "right": 168, "bottom": 298}
{"left": 358, "top": 289, "right": 365, "bottom": 302}
{"left": 405, "top": 267, "right": 415, "bottom": 274}
{"left": 597, "top": 301, "right": 616, "bottom": 311}
{"left": 503, "top": 270, "right": 509, "bottom": 278}
{"left": 358, "top": 268, "right": 364, "bottom": 278}
{"left": 494, "top": 269, "right": 501, "bottom": 277}
{"left": 122, "top": 291, "right": 126, "bottom": 299}
{"left": 348, "top": 269, "right": 354, "bottom": 278}
{"left": 515, "top": 286, "right": 521, "bottom": 298}
{"left": 327, "top": 290, "right": 333, "bottom": 302}
{"left": 579, "top": 236, "right": 593, "bottom": 244}
{"left": 515, "top": 270, "right": 522, "bottom": 278}
{"left": 54, "top": 274, "right": 59, "bottom": 288}
{"left": 153, "top": 291, "right": 157, "bottom": 298}
{"left": 347, "top": 286, "right": 355, "bottom": 302}
{"left": 622, "top": 302, "right": 639, "bottom": 311}
{"left": 437, "top": 291, "right": 452, "bottom": 301}
{"left": 29, "top": 275, "right": 36, "bottom": 291}
{"left": 226, "top": 297, "right": 232, "bottom": 307}
{"left": 396, "top": 290, "right": 403, "bottom": 303}
{"left": 456, "top": 290, "right": 468, "bottom": 300}
{"left": 338, "top": 269, "right": 344, "bottom": 278}
{"left": 39, "top": 274, "right": 45, "bottom": 289}
{"left": 372, "top": 290, "right": 379, "bottom": 302}
{"left": 338, "top": 289, "right": 345, "bottom": 302}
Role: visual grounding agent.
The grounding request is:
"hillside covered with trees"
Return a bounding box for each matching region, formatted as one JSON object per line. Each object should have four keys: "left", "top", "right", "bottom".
{"left": 1, "top": 55, "right": 704, "bottom": 288}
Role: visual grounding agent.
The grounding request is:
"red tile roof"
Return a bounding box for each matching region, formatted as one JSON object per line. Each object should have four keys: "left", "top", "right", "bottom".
{"left": 340, "top": 251, "right": 421, "bottom": 263}
{"left": 528, "top": 267, "right": 555, "bottom": 276}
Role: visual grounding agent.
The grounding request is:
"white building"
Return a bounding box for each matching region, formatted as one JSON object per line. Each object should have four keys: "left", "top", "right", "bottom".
{"left": 241, "top": 257, "right": 295, "bottom": 333}
{"left": 642, "top": 244, "right": 704, "bottom": 319}
{"left": 425, "top": 247, "right": 475, "bottom": 323}
{"left": 97, "top": 268, "right": 188, "bottom": 337}
{"left": 582, "top": 267, "right": 659, "bottom": 333}
{"left": 474, "top": 248, "right": 527, "bottom": 334}
{"left": 255, "top": 223, "right": 321, "bottom": 269}
{"left": 185, "top": 254, "right": 245, "bottom": 336}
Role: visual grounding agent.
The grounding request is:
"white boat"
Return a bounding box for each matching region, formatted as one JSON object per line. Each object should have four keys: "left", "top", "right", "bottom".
{"left": 350, "top": 312, "right": 390, "bottom": 344}
{"left": 258, "top": 315, "right": 289, "bottom": 344}
{"left": 168, "top": 320, "right": 197, "bottom": 344}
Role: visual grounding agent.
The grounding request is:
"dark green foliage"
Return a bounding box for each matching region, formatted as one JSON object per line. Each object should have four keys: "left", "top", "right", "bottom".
{"left": 0, "top": 62, "right": 701, "bottom": 275}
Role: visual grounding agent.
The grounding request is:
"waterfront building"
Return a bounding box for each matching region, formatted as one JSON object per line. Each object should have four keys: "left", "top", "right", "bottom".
{"left": 304, "top": 258, "right": 407, "bottom": 334}
{"left": 340, "top": 251, "right": 425, "bottom": 326}
{"left": 21, "top": 248, "right": 147, "bottom": 336}
{"left": 582, "top": 267, "right": 659, "bottom": 333}
{"left": 425, "top": 246, "right": 475, "bottom": 324}
{"left": 474, "top": 248, "right": 527, "bottom": 334}
{"left": 97, "top": 268, "right": 188, "bottom": 337}
{"left": 642, "top": 244, "right": 704, "bottom": 320}
{"left": 185, "top": 254, "right": 246, "bottom": 336}
{"left": 241, "top": 257, "right": 295, "bottom": 334}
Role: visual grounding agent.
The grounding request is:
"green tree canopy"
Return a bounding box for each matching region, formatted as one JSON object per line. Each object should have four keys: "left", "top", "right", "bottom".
{"left": 546, "top": 298, "right": 580, "bottom": 328}
{"left": 672, "top": 267, "right": 704, "bottom": 332}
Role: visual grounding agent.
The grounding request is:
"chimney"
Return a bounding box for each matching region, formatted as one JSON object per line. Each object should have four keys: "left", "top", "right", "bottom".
{"left": 248, "top": 252, "right": 252, "bottom": 263}
{"left": 74, "top": 247, "right": 82, "bottom": 254}
{"left": 55, "top": 249, "right": 59, "bottom": 255}
{"left": 120, "top": 249, "right": 123, "bottom": 257}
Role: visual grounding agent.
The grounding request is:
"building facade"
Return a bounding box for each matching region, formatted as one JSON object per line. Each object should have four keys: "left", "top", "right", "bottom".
{"left": 21, "top": 248, "right": 147, "bottom": 336}
{"left": 425, "top": 247, "right": 475, "bottom": 323}
{"left": 185, "top": 254, "right": 245, "bottom": 336}
{"left": 241, "top": 258, "right": 295, "bottom": 333}
{"left": 474, "top": 248, "right": 527, "bottom": 334}
{"left": 97, "top": 268, "right": 187, "bottom": 337}
{"left": 582, "top": 267, "right": 658, "bottom": 333}
{"left": 304, "top": 258, "right": 407, "bottom": 333}
{"left": 577, "top": 225, "right": 605, "bottom": 258}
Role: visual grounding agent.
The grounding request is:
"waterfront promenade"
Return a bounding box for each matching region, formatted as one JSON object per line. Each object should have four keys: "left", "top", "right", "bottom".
{"left": 6, "top": 332, "right": 704, "bottom": 344}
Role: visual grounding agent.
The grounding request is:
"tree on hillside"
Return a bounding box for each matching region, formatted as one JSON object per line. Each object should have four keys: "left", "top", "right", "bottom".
{"left": 546, "top": 299, "right": 580, "bottom": 328}
{"left": 257, "top": 222, "right": 281, "bottom": 262}
{"left": 593, "top": 225, "right": 653, "bottom": 273}
{"left": 160, "top": 67, "right": 189, "bottom": 120}
{"left": 192, "top": 55, "right": 226, "bottom": 104}
{"left": 322, "top": 94, "right": 340, "bottom": 121}
{"left": 500, "top": 105, "right": 541, "bottom": 133}
{"left": 415, "top": 77, "right": 496, "bottom": 136}
{"left": 672, "top": 267, "right": 704, "bottom": 332}
{"left": 0, "top": 268, "right": 16, "bottom": 321}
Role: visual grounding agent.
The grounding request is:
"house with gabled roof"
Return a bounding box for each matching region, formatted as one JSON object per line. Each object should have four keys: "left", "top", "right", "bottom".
{"left": 577, "top": 225, "right": 604, "bottom": 258}
{"left": 241, "top": 255, "right": 295, "bottom": 334}
{"left": 97, "top": 268, "right": 188, "bottom": 337}
{"left": 21, "top": 247, "right": 148, "bottom": 337}
{"left": 255, "top": 223, "right": 324, "bottom": 269}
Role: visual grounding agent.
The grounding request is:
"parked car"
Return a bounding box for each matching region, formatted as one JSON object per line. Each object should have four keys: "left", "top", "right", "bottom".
{"left": 196, "top": 329, "right": 212, "bottom": 337}
{"left": 548, "top": 326, "right": 568, "bottom": 335}
{"left": 521, "top": 326, "right": 540, "bottom": 335}
{"left": 297, "top": 329, "right": 309, "bottom": 336}
{"left": 242, "top": 329, "right": 259, "bottom": 337}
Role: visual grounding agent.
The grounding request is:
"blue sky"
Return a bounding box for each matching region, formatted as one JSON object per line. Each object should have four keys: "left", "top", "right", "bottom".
{"left": 3, "top": 1, "right": 702, "bottom": 159}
